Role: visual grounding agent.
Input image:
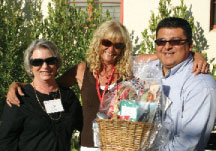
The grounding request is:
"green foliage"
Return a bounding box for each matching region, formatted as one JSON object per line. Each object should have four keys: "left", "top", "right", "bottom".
{"left": 0, "top": 0, "right": 43, "bottom": 114}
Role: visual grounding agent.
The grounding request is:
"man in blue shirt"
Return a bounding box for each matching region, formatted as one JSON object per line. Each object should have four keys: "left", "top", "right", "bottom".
{"left": 153, "top": 17, "right": 216, "bottom": 151}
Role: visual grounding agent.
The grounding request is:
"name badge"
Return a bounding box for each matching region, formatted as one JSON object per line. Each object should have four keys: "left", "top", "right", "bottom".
{"left": 43, "top": 99, "right": 64, "bottom": 114}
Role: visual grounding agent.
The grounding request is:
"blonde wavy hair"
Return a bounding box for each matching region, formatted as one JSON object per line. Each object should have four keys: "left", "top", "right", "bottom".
{"left": 85, "top": 20, "right": 132, "bottom": 81}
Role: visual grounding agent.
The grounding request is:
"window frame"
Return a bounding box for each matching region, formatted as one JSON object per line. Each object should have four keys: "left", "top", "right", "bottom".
{"left": 68, "top": 0, "right": 123, "bottom": 23}
{"left": 210, "top": 0, "right": 216, "bottom": 29}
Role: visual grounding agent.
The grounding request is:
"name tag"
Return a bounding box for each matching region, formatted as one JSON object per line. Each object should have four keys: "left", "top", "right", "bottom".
{"left": 121, "top": 105, "right": 137, "bottom": 119}
{"left": 43, "top": 99, "right": 64, "bottom": 114}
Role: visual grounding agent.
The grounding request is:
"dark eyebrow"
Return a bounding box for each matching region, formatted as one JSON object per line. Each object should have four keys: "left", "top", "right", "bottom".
{"left": 156, "top": 37, "right": 186, "bottom": 40}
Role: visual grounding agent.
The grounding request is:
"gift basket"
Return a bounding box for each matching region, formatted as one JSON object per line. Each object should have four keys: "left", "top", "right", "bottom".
{"left": 93, "top": 59, "right": 165, "bottom": 151}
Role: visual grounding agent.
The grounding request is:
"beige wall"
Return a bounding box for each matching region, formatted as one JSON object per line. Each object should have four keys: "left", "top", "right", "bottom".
{"left": 41, "top": 0, "right": 52, "bottom": 19}
{"left": 123, "top": 0, "right": 216, "bottom": 65}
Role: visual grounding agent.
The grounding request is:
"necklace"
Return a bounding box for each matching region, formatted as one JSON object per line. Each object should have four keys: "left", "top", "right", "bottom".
{"left": 32, "top": 83, "right": 62, "bottom": 120}
{"left": 96, "top": 66, "right": 115, "bottom": 110}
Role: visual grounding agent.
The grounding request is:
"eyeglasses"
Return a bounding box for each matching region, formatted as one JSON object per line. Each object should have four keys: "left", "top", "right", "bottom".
{"left": 30, "top": 57, "right": 58, "bottom": 66}
{"left": 154, "top": 39, "right": 189, "bottom": 46}
{"left": 101, "top": 39, "right": 126, "bottom": 50}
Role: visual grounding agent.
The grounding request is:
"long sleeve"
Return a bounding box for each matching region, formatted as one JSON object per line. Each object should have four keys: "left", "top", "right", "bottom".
{"left": 0, "top": 104, "right": 25, "bottom": 151}
{"left": 161, "top": 86, "right": 216, "bottom": 151}
{"left": 156, "top": 55, "right": 216, "bottom": 151}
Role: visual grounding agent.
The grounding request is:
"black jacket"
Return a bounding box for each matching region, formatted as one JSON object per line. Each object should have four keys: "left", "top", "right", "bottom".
{"left": 0, "top": 84, "right": 83, "bottom": 151}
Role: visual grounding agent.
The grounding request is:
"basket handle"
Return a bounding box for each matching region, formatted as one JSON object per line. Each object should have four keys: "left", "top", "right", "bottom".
{"left": 112, "top": 92, "right": 120, "bottom": 120}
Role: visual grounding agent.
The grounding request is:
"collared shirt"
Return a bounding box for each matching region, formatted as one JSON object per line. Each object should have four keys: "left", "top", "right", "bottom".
{"left": 150, "top": 55, "right": 216, "bottom": 151}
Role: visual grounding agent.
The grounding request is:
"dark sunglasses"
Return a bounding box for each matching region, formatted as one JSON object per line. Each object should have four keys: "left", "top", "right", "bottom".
{"left": 30, "top": 57, "right": 58, "bottom": 66}
{"left": 154, "top": 39, "right": 189, "bottom": 46}
{"left": 101, "top": 39, "right": 126, "bottom": 50}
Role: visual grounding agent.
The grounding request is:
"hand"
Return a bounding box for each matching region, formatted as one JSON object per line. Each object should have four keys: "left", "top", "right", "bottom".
{"left": 192, "top": 52, "right": 209, "bottom": 76}
{"left": 6, "top": 82, "right": 24, "bottom": 107}
{"left": 192, "top": 59, "right": 209, "bottom": 76}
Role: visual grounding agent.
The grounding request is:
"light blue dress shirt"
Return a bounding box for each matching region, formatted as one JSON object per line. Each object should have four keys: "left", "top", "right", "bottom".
{"left": 151, "top": 54, "right": 216, "bottom": 151}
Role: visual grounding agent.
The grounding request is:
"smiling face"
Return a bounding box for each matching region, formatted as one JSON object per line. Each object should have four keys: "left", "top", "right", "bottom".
{"left": 31, "top": 47, "right": 57, "bottom": 83}
{"left": 155, "top": 27, "right": 193, "bottom": 75}
{"left": 99, "top": 33, "right": 125, "bottom": 65}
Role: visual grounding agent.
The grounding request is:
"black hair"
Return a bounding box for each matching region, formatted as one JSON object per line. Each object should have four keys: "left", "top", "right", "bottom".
{"left": 156, "top": 17, "right": 192, "bottom": 41}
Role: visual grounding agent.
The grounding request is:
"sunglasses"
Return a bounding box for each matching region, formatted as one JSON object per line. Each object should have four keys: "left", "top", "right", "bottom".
{"left": 101, "top": 39, "right": 126, "bottom": 50}
{"left": 154, "top": 39, "right": 189, "bottom": 46}
{"left": 30, "top": 57, "right": 58, "bottom": 66}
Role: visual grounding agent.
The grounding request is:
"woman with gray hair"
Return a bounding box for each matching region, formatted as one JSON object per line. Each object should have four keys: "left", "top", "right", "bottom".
{"left": 0, "top": 39, "right": 83, "bottom": 151}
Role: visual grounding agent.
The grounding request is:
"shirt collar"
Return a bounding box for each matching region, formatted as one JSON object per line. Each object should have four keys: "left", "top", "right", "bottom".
{"left": 160, "top": 54, "right": 193, "bottom": 78}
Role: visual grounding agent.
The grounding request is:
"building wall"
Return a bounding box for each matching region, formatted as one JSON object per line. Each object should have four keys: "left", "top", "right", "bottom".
{"left": 41, "top": 0, "right": 51, "bottom": 19}
{"left": 123, "top": 0, "right": 216, "bottom": 64}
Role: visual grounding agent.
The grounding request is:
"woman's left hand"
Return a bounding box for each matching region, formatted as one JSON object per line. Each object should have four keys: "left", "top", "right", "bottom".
{"left": 192, "top": 52, "right": 209, "bottom": 76}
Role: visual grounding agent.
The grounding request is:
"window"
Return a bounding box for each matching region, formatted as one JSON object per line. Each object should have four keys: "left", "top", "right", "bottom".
{"left": 68, "top": 0, "right": 122, "bottom": 22}
{"left": 210, "top": 0, "right": 216, "bottom": 29}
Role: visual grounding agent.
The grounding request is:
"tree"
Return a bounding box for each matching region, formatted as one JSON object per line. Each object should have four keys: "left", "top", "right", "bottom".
{"left": 0, "top": 0, "right": 43, "bottom": 115}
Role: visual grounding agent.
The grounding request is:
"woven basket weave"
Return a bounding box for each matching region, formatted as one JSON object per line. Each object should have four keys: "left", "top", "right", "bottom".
{"left": 96, "top": 118, "right": 152, "bottom": 151}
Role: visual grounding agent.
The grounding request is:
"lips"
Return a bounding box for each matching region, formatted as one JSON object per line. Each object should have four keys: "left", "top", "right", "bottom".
{"left": 40, "top": 71, "right": 52, "bottom": 75}
{"left": 104, "top": 50, "right": 116, "bottom": 56}
{"left": 163, "top": 52, "right": 175, "bottom": 57}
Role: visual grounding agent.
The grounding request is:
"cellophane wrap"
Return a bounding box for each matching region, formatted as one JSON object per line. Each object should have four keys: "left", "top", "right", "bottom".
{"left": 93, "top": 59, "right": 168, "bottom": 150}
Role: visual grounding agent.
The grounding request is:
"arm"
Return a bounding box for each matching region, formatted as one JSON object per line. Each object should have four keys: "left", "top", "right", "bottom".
{"left": 6, "top": 66, "right": 78, "bottom": 107}
{"left": 6, "top": 82, "right": 26, "bottom": 107}
{"left": 0, "top": 104, "right": 24, "bottom": 151}
{"left": 56, "top": 65, "right": 78, "bottom": 87}
{"left": 161, "top": 82, "right": 216, "bottom": 150}
{"left": 6, "top": 62, "right": 85, "bottom": 107}
{"left": 57, "top": 62, "right": 86, "bottom": 89}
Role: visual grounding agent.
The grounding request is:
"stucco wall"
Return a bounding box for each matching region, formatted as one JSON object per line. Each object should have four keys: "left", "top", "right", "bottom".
{"left": 41, "top": 0, "right": 52, "bottom": 19}
{"left": 123, "top": 0, "right": 216, "bottom": 64}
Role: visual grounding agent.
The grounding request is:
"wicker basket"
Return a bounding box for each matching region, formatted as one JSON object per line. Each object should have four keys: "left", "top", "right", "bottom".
{"left": 96, "top": 118, "right": 152, "bottom": 151}
{"left": 96, "top": 85, "right": 153, "bottom": 151}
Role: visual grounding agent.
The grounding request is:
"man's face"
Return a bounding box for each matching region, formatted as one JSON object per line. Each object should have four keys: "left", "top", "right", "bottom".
{"left": 155, "top": 27, "right": 193, "bottom": 75}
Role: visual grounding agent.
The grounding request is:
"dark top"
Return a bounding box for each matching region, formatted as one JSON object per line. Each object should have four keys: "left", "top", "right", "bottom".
{"left": 80, "top": 66, "right": 100, "bottom": 147}
{"left": 0, "top": 84, "right": 83, "bottom": 151}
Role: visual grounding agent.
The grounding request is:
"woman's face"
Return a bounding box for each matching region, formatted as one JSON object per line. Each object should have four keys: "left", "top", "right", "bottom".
{"left": 30, "top": 47, "right": 57, "bottom": 83}
{"left": 100, "top": 34, "right": 125, "bottom": 65}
